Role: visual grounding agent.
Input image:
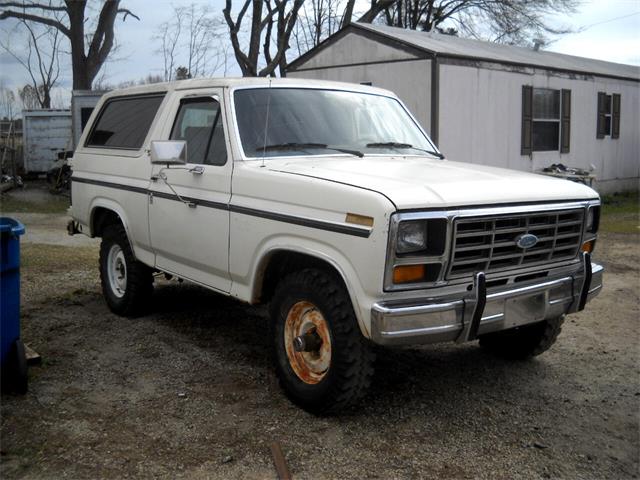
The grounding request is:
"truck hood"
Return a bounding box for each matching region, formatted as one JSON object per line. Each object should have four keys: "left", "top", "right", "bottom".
{"left": 265, "top": 156, "right": 598, "bottom": 209}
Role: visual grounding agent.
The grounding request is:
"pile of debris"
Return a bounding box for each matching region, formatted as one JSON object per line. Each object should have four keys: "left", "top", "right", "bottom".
{"left": 539, "top": 163, "right": 596, "bottom": 187}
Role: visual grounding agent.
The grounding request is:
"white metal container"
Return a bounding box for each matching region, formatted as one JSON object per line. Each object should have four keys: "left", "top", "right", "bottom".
{"left": 22, "top": 109, "right": 72, "bottom": 173}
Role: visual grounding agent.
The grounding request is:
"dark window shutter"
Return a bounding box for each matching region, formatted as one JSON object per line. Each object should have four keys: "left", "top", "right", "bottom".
{"left": 521, "top": 85, "right": 533, "bottom": 155}
{"left": 560, "top": 89, "right": 571, "bottom": 153}
{"left": 612, "top": 93, "right": 621, "bottom": 139}
{"left": 596, "top": 92, "right": 606, "bottom": 139}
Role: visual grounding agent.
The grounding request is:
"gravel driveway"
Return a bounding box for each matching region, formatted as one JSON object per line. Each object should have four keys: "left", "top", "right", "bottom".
{"left": 1, "top": 195, "right": 638, "bottom": 479}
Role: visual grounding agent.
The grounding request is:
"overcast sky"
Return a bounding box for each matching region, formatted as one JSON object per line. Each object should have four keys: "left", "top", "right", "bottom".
{"left": 0, "top": 0, "right": 638, "bottom": 102}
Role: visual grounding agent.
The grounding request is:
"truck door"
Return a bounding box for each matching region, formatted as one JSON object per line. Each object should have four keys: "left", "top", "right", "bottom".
{"left": 148, "top": 90, "right": 231, "bottom": 293}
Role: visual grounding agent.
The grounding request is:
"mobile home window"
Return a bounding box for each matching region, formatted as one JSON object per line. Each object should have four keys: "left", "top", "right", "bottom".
{"left": 597, "top": 92, "right": 621, "bottom": 139}
{"left": 521, "top": 86, "right": 571, "bottom": 155}
{"left": 86, "top": 94, "right": 165, "bottom": 149}
{"left": 532, "top": 89, "right": 560, "bottom": 151}
{"left": 604, "top": 95, "right": 612, "bottom": 134}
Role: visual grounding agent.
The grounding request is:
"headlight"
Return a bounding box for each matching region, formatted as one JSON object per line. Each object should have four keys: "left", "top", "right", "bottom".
{"left": 397, "top": 221, "right": 427, "bottom": 254}
{"left": 586, "top": 206, "right": 600, "bottom": 233}
{"left": 586, "top": 208, "right": 594, "bottom": 231}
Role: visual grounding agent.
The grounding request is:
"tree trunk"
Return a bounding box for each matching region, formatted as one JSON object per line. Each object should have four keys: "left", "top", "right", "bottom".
{"left": 341, "top": 0, "right": 356, "bottom": 28}
{"left": 42, "top": 87, "right": 51, "bottom": 108}
{"left": 65, "top": 0, "right": 90, "bottom": 90}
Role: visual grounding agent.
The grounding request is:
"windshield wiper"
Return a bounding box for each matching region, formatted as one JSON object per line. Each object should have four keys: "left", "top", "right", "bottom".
{"left": 257, "top": 142, "right": 364, "bottom": 158}
{"left": 366, "top": 142, "right": 444, "bottom": 159}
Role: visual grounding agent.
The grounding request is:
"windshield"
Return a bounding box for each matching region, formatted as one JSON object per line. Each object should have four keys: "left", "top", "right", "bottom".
{"left": 233, "top": 88, "right": 438, "bottom": 158}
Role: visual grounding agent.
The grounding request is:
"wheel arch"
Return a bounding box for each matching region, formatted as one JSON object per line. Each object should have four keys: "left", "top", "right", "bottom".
{"left": 89, "top": 200, "right": 137, "bottom": 259}
{"left": 251, "top": 246, "right": 371, "bottom": 338}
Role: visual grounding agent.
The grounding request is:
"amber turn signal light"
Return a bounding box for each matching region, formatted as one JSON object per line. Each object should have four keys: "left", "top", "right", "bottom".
{"left": 581, "top": 240, "right": 595, "bottom": 254}
{"left": 393, "top": 264, "right": 426, "bottom": 284}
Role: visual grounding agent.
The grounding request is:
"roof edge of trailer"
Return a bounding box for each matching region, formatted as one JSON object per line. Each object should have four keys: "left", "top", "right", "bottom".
{"left": 287, "top": 23, "right": 640, "bottom": 83}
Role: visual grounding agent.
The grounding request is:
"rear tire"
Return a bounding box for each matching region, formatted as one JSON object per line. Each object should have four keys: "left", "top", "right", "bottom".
{"left": 479, "top": 315, "right": 565, "bottom": 360}
{"left": 270, "top": 269, "right": 375, "bottom": 415}
{"left": 99, "top": 223, "right": 153, "bottom": 317}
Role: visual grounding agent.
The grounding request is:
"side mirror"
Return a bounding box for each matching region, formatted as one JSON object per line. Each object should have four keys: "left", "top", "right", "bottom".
{"left": 150, "top": 140, "right": 187, "bottom": 165}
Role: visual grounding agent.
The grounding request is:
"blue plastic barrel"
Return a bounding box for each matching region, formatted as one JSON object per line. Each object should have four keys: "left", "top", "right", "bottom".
{"left": 1, "top": 217, "right": 27, "bottom": 393}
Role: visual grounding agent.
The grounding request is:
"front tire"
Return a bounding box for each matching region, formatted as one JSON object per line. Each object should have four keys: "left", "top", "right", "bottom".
{"left": 479, "top": 315, "right": 565, "bottom": 360}
{"left": 270, "top": 269, "right": 375, "bottom": 415}
{"left": 99, "top": 224, "right": 153, "bottom": 317}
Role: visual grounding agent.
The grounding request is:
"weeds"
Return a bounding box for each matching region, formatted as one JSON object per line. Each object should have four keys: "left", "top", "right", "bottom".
{"left": 600, "top": 191, "right": 639, "bottom": 234}
{"left": 1, "top": 192, "right": 70, "bottom": 214}
{"left": 20, "top": 243, "right": 98, "bottom": 273}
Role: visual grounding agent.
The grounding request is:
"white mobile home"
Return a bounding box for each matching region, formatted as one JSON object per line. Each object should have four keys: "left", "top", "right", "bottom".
{"left": 287, "top": 23, "right": 640, "bottom": 193}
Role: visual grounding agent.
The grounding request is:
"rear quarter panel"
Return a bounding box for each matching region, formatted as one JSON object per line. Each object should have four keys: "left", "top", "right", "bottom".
{"left": 70, "top": 90, "right": 173, "bottom": 265}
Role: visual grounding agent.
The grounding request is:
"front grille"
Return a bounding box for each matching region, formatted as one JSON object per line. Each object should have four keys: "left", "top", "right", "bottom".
{"left": 447, "top": 208, "right": 584, "bottom": 279}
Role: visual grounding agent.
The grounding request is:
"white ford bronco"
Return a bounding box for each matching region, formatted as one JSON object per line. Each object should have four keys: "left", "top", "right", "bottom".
{"left": 69, "top": 78, "right": 603, "bottom": 414}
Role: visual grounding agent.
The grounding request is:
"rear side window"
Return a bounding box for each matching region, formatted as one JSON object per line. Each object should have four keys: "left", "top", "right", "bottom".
{"left": 86, "top": 94, "right": 165, "bottom": 149}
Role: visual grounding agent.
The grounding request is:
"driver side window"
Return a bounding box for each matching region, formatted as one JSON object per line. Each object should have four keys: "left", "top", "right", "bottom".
{"left": 170, "top": 97, "right": 227, "bottom": 166}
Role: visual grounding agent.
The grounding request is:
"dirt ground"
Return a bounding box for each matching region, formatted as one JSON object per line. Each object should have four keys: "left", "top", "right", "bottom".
{"left": 1, "top": 183, "right": 639, "bottom": 479}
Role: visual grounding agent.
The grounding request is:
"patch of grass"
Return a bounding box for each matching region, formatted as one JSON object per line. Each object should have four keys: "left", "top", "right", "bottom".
{"left": 602, "top": 191, "right": 639, "bottom": 215}
{"left": 21, "top": 243, "right": 98, "bottom": 273}
{"left": 600, "top": 191, "right": 639, "bottom": 234}
{"left": 1, "top": 192, "right": 70, "bottom": 214}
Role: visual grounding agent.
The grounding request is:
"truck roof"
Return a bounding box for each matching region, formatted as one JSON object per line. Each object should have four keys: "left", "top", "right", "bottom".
{"left": 100, "top": 77, "right": 395, "bottom": 100}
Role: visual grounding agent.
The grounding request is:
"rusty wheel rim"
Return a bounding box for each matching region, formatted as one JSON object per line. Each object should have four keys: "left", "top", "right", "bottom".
{"left": 284, "top": 301, "right": 332, "bottom": 384}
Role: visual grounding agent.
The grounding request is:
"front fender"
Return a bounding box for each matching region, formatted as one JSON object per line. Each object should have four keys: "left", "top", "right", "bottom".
{"left": 238, "top": 236, "right": 376, "bottom": 339}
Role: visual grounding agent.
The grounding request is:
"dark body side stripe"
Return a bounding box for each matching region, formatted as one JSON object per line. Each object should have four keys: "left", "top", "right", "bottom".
{"left": 72, "top": 176, "right": 371, "bottom": 238}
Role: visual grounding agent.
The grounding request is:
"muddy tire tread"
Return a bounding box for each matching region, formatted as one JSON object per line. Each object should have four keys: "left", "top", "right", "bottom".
{"left": 270, "top": 268, "right": 375, "bottom": 415}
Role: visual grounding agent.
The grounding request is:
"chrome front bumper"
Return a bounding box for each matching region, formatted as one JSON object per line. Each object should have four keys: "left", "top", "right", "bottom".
{"left": 371, "top": 254, "right": 603, "bottom": 346}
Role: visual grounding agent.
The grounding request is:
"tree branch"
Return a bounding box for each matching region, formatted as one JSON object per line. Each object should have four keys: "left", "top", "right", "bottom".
{"left": 259, "top": 0, "right": 304, "bottom": 76}
{"left": 223, "top": 0, "right": 253, "bottom": 75}
{"left": 86, "top": 0, "right": 119, "bottom": 75}
{"left": 0, "top": 2, "right": 66, "bottom": 11}
{"left": 117, "top": 8, "right": 139, "bottom": 21}
{"left": 358, "top": 0, "right": 395, "bottom": 23}
{"left": 0, "top": 9, "right": 70, "bottom": 37}
{"left": 340, "top": 0, "right": 356, "bottom": 28}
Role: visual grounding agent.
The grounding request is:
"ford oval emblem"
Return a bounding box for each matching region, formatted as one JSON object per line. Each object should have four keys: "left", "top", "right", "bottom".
{"left": 516, "top": 233, "right": 538, "bottom": 249}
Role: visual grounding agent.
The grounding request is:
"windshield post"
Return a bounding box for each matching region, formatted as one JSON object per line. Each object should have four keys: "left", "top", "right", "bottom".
{"left": 260, "top": 79, "right": 273, "bottom": 168}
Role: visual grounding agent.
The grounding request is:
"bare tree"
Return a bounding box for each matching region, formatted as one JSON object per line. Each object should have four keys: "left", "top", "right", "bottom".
{"left": 378, "top": 0, "right": 577, "bottom": 45}
{"left": 155, "top": 6, "right": 185, "bottom": 82}
{"left": 292, "top": 0, "right": 346, "bottom": 56}
{"left": 291, "top": 0, "right": 392, "bottom": 53}
{"left": 0, "top": 82, "right": 17, "bottom": 119}
{"left": 0, "top": 16, "right": 61, "bottom": 108}
{"left": 155, "top": 3, "right": 229, "bottom": 82}
{"left": 223, "top": 0, "right": 403, "bottom": 76}
{"left": 223, "top": 0, "right": 304, "bottom": 77}
{"left": 18, "top": 83, "right": 40, "bottom": 109}
{"left": 0, "top": 1, "right": 139, "bottom": 90}
{"left": 142, "top": 73, "right": 164, "bottom": 85}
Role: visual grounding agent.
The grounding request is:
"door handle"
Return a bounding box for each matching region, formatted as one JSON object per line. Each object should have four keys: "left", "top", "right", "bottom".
{"left": 190, "top": 166, "right": 205, "bottom": 175}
